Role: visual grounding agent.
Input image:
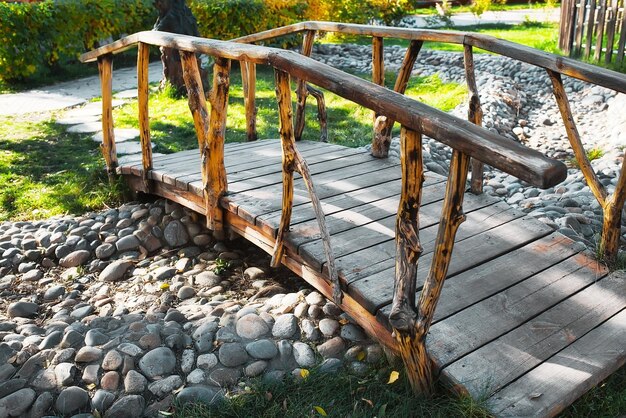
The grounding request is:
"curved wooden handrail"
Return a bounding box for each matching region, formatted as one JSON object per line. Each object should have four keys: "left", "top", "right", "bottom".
{"left": 232, "top": 21, "right": 626, "bottom": 94}
{"left": 80, "top": 30, "right": 566, "bottom": 189}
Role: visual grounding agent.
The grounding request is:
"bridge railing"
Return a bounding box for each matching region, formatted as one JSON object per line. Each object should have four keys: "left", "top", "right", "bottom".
{"left": 233, "top": 21, "right": 626, "bottom": 265}
{"left": 81, "top": 30, "right": 567, "bottom": 394}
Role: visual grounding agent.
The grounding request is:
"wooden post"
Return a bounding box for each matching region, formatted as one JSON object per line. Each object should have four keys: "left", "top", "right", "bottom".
{"left": 389, "top": 126, "right": 425, "bottom": 388}
{"left": 594, "top": 0, "right": 607, "bottom": 61}
{"left": 616, "top": 4, "right": 626, "bottom": 66}
{"left": 306, "top": 85, "right": 328, "bottom": 142}
{"left": 548, "top": 70, "right": 607, "bottom": 205}
{"left": 601, "top": 155, "right": 626, "bottom": 262}
{"left": 295, "top": 30, "right": 316, "bottom": 141}
{"left": 575, "top": 0, "right": 587, "bottom": 56}
{"left": 181, "top": 51, "right": 229, "bottom": 235}
{"left": 584, "top": 0, "right": 597, "bottom": 59}
{"left": 241, "top": 61, "right": 258, "bottom": 141}
{"left": 604, "top": 0, "right": 619, "bottom": 64}
{"left": 372, "top": 40, "right": 423, "bottom": 158}
{"left": 97, "top": 54, "right": 117, "bottom": 181}
{"left": 273, "top": 69, "right": 342, "bottom": 303}
{"left": 272, "top": 69, "right": 297, "bottom": 268}
{"left": 560, "top": 0, "right": 576, "bottom": 54}
{"left": 138, "top": 42, "right": 152, "bottom": 190}
{"left": 464, "top": 45, "right": 484, "bottom": 194}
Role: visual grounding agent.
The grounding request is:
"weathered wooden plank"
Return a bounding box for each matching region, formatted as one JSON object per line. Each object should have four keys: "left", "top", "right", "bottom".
{"left": 425, "top": 251, "right": 609, "bottom": 368}
{"left": 487, "top": 301, "right": 626, "bottom": 417}
{"left": 286, "top": 178, "right": 447, "bottom": 250}
{"left": 617, "top": 2, "right": 626, "bottom": 64}
{"left": 343, "top": 203, "right": 548, "bottom": 285}
{"left": 221, "top": 161, "right": 402, "bottom": 218}
{"left": 351, "top": 232, "right": 581, "bottom": 316}
{"left": 604, "top": 0, "right": 619, "bottom": 64}
{"left": 574, "top": 0, "right": 587, "bottom": 55}
{"left": 594, "top": 0, "right": 607, "bottom": 61}
{"left": 298, "top": 188, "right": 503, "bottom": 271}
{"left": 584, "top": 0, "right": 597, "bottom": 58}
{"left": 444, "top": 270, "right": 624, "bottom": 399}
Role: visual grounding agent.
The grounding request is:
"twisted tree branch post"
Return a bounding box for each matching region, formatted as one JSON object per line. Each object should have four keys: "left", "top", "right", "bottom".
{"left": 464, "top": 45, "right": 484, "bottom": 194}
{"left": 98, "top": 53, "right": 117, "bottom": 182}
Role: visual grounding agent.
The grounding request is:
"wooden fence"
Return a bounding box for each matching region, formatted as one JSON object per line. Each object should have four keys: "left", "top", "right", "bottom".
{"left": 559, "top": 0, "right": 626, "bottom": 66}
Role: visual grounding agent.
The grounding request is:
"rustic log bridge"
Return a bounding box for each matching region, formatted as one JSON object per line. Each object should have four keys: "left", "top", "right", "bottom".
{"left": 81, "top": 22, "right": 626, "bottom": 399}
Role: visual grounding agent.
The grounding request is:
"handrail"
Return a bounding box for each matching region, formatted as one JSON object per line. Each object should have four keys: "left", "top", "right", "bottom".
{"left": 232, "top": 21, "right": 626, "bottom": 94}
{"left": 80, "top": 31, "right": 566, "bottom": 189}
{"left": 81, "top": 29, "right": 569, "bottom": 396}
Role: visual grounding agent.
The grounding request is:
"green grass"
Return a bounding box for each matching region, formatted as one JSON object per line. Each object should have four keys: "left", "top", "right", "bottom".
{"left": 172, "top": 367, "right": 490, "bottom": 418}
{"left": 411, "top": 1, "right": 557, "bottom": 15}
{"left": 113, "top": 65, "right": 466, "bottom": 152}
{"left": 0, "top": 116, "right": 125, "bottom": 221}
{"left": 323, "top": 22, "right": 560, "bottom": 55}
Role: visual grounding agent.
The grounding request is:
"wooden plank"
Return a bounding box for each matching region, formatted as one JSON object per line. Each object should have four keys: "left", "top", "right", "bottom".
{"left": 595, "top": 0, "right": 607, "bottom": 61}
{"left": 221, "top": 162, "right": 403, "bottom": 219}
{"left": 424, "top": 251, "right": 609, "bottom": 368}
{"left": 604, "top": 0, "right": 620, "bottom": 63}
{"left": 343, "top": 203, "right": 550, "bottom": 285}
{"left": 98, "top": 54, "right": 117, "bottom": 176}
{"left": 286, "top": 178, "right": 448, "bottom": 251}
{"left": 297, "top": 190, "right": 503, "bottom": 272}
{"left": 616, "top": 1, "right": 626, "bottom": 64}
{"left": 584, "top": 0, "right": 597, "bottom": 58}
{"left": 351, "top": 233, "right": 581, "bottom": 316}
{"left": 487, "top": 300, "right": 626, "bottom": 417}
{"left": 444, "top": 270, "right": 625, "bottom": 399}
{"left": 575, "top": 0, "right": 587, "bottom": 55}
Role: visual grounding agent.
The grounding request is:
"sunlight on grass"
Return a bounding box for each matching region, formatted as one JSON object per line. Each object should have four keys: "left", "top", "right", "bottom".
{"left": 0, "top": 117, "right": 124, "bottom": 221}
{"left": 113, "top": 66, "right": 466, "bottom": 152}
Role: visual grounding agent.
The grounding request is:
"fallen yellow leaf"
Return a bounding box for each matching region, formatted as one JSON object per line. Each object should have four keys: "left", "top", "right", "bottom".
{"left": 314, "top": 406, "right": 328, "bottom": 416}
{"left": 159, "top": 283, "right": 170, "bottom": 290}
{"left": 300, "top": 368, "right": 310, "bottom": 379}
{"left": 356, "top": 351, "right": 366, "bottom": 361}
{"left": 387, "top": 370, "right": 400, "bottom": 384}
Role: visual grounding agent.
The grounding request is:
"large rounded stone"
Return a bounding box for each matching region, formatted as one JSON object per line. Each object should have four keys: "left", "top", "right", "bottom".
{"left": 317, "top": 336, "right": 345, "bottom": 359}
{"left": 272, "top": 314, "right": 298, "bottom": 339}
{"left": 124, "top": 370, "right": 147, "bottom": 394}
{"left": 236, "top": 314, "right": 270, "bottom": 340}
{"left": 218, "top": 342, "right": 248, "bottom": 367}
{"left": 163, "top": 220, "right": 189, "bottom": 247}
{"left": 104, "top": 395, "right": 145, "bottom": 418}
{"left": 0, "top": 388, "right": 36, "bottom": 417}
{"left": 138, "top": 347, "right": 176, "bottom": 380}
{"left": 115, "top": 235, "right": 140, "bottom": 252}
{"left": 293, "top": 342, "right": 316, "bottom": 368}
{"left": 148, "top": 375, "right": 183, "bottom": 397}
{"left": 95, "top": 243, "right": 116, "bottom": 259}
{"left": 176, "top": 386, "right": 223, "bottom": 407}
{"left": 7, "top": 301, "right": 39, "bottom": 318}
{"left": 55, "top": 386, "right": 89, "bottom": 415}
{"left": 99, "top": 260, "right": 133, "bottom": 282}
{"left": 194, "top": 271, "right": 221, "bottom": 287}
{"left": 59, "top": 250, "right": 91, "bottom": 268}
{"left": 245, "top": 339, "right": 278, "bottom": 360}
{"left": 92, "top": 390, "right": 116, "bottom": 414}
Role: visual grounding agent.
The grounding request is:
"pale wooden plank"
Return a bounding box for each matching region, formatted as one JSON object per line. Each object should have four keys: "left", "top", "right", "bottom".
{"left": 443, "top": 269, "right": 625, "bottom": 399}
{"left": 487, "top": 298, "right": 626, "bottom": 417}
{"left": 424, "top": 252, "right": 609, "bottom": 368}
{"left": 350, "top": 233, "right": 581, "bottom": 315}
{"left": 342, "top": 207, "right": 552, "bottom": 285}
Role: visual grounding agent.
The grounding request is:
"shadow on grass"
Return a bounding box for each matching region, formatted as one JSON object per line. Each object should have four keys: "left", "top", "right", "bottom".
{"left": 0, "top": 118, "right": 125, "bottom": 220}
{"left": 173, "top": 367, "right": 490, "bottom": 418}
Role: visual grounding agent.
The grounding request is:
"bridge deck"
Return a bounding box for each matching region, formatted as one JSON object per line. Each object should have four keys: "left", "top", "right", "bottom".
{"left": 118, "top": 139, "right": 626, "bottom": 417}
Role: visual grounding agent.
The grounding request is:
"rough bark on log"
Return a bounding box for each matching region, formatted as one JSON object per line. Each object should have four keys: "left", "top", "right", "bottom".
{"left": 241, "top": 61, "right": 258, "bottom": 141}
{"left": 295, "top": 30, "right": 316, "bottom": 141}
{"left": 464, "top": 45, "right": 484, "bottom": 194}
{"left": 138, "top": 42, "right": 153, "bottom": 190}
{"left": 372, "top": 40, "right": 423, "bottom": 158}
{"left": 97, "top": 54, "right": 117, "bottom": 181}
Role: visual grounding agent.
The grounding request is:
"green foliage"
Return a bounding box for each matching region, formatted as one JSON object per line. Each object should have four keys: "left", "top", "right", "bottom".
{"left": 213, "top": 258, "right": 231, "bottom": 275}
{"left": 320, "top": 0, "right": 413, "bottom": 25}
{"left": 0, "top": 0, "right": 155, "bottom": 82}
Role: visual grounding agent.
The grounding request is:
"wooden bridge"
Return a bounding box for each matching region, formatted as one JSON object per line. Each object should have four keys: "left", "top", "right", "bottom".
{"left": 81, "top": 22, "right": 626, "bottom": 417}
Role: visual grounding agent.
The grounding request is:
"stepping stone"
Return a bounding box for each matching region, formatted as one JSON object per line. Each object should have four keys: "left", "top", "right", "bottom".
{"left": 55, "top": 114, "right": 101, "bottom": 126}
{"left": 67, "top": 122, "right": 103, "bottom": 134}
{"left": 92, "top": 128, "right": 140, "bottom": 143}
{"left": 63, "top": 99, "right": 126, "bottom": 118}
{"left": 116, "top": 141, "right": 154, "bottom": 155}
{"left": 114, "top": 89, "right": 138, "bottom": 99}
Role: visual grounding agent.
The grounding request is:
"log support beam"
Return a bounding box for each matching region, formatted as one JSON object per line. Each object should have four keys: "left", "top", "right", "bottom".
{"left": 464, "top": 45, "right": 484, "bottom": 194}
{"left": 138, "top": 42, "right": 153, "bottom": 190}
{"left": 548, "top": 69, "right": 625, "bottom": 262}
{"left": 241, "top": 61, "right": 258, "bottom": 141}
{"left": 273, "top": 69, "right": 342, "bottom": 303}
{"left": 372, "top": 40, "right": 423, "bottom": 158}
{"left": 181, "top": 51, "right": 229, "bottom": 236}
{"left": 98, "top": 54, "right": 118, "bottom": 181}
{"left": 390, "top": 136, "right": 471, "bottom": 395}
